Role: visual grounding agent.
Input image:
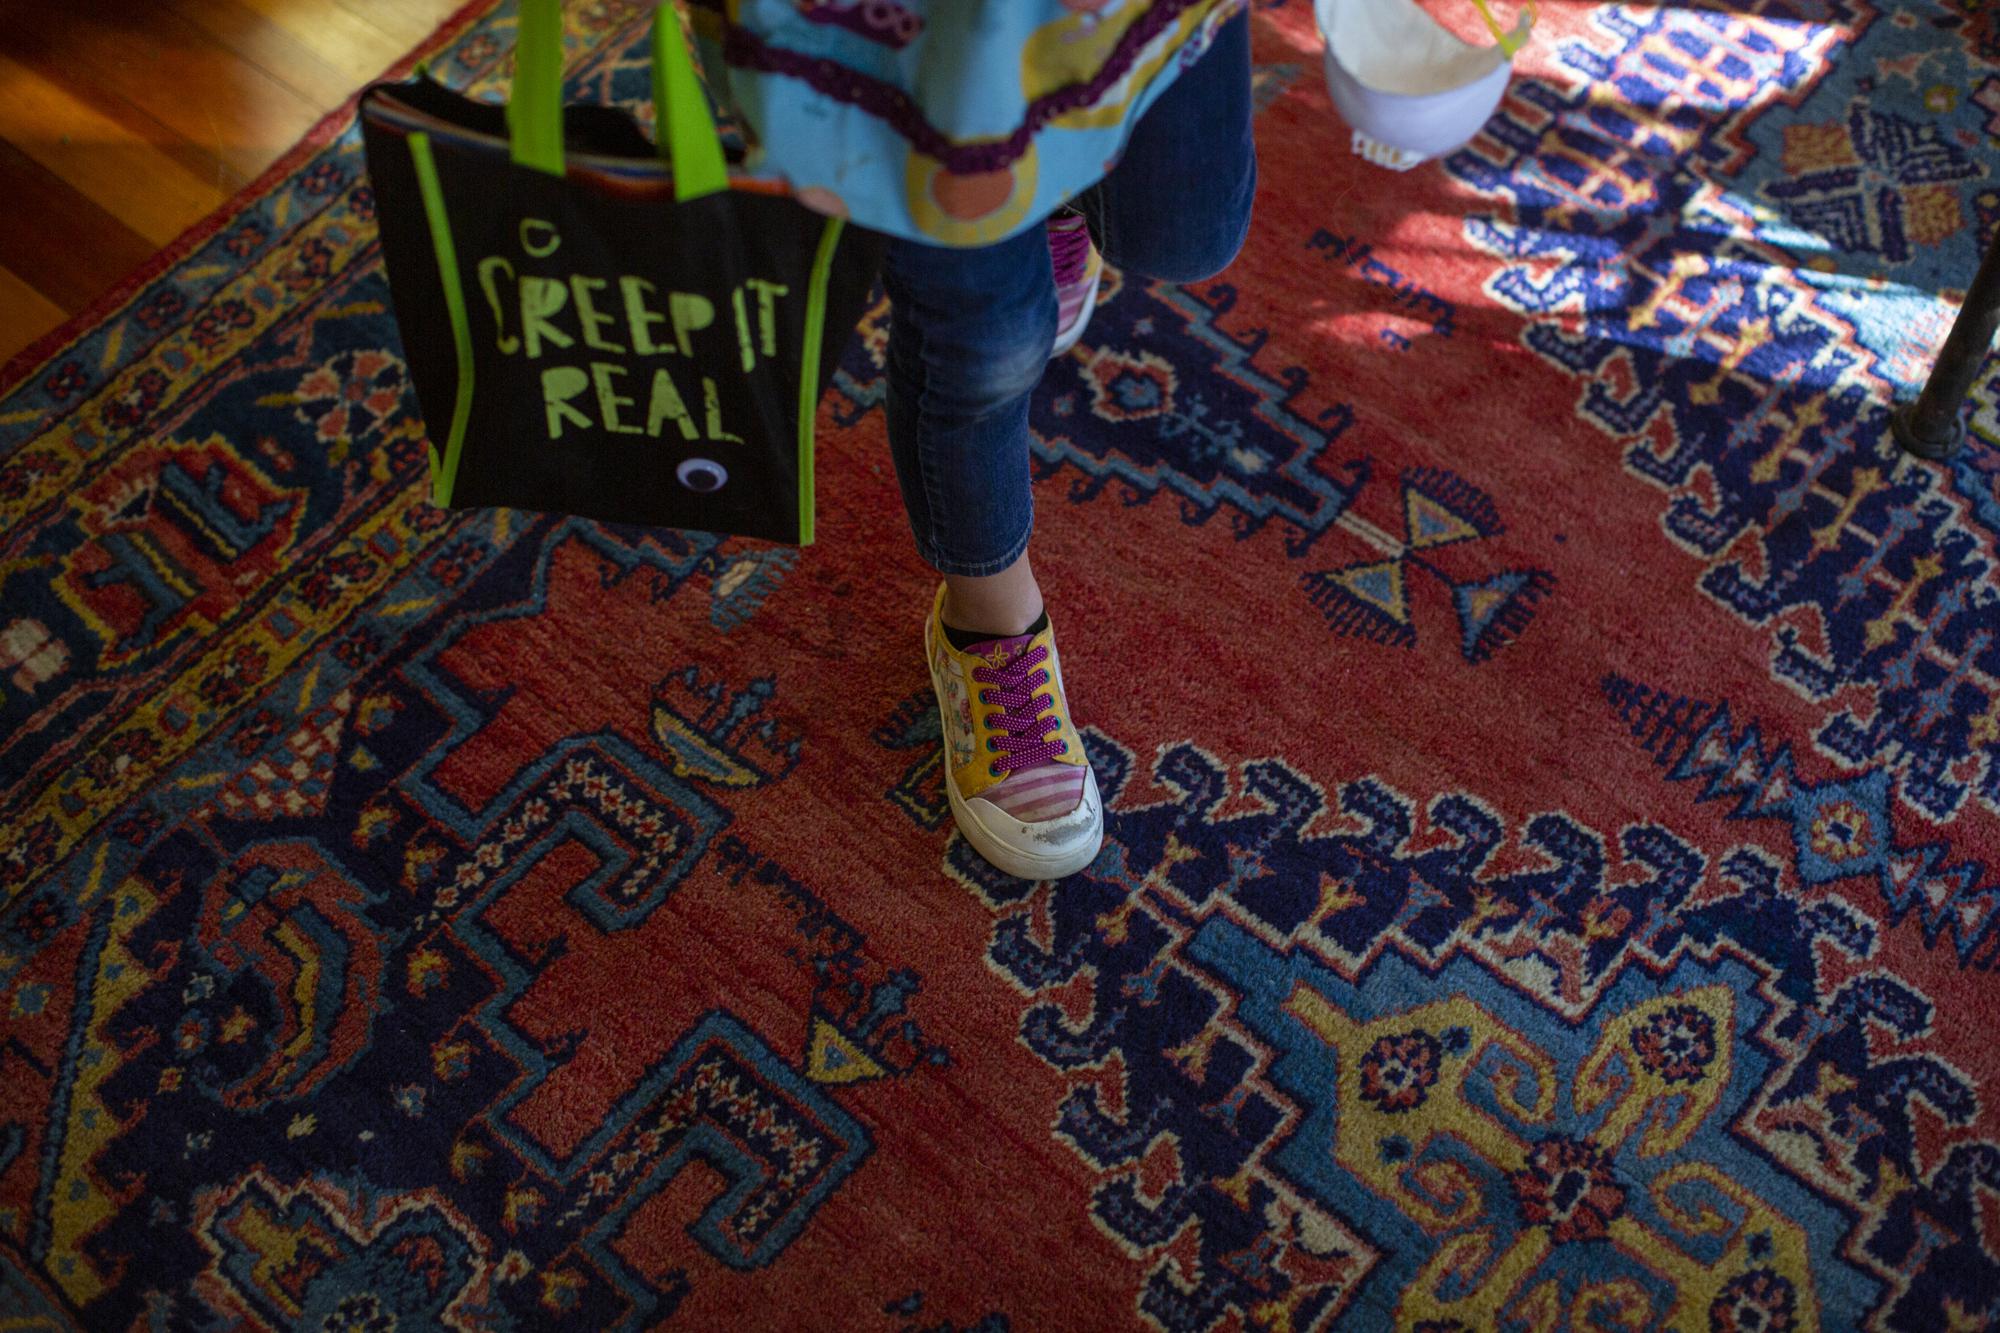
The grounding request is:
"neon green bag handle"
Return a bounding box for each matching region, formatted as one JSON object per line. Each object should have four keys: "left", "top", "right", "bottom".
{"left": 1468, "top": 0, "right": 1535, "bottom": 58}
{"left": 506, "top": 0, "right": 727, "bottom": 201}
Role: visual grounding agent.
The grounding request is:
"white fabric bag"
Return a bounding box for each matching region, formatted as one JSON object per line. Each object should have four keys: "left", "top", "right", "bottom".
{"left": 1315, "top": 0, "right": 1534, "bottom": 169}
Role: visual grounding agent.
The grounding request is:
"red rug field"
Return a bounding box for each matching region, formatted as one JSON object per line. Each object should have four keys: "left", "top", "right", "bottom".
{"left": 3, "top": 0, "right": 1998, "bottom": 1327}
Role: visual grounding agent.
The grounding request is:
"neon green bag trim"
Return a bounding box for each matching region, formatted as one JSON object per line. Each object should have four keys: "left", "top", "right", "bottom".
{"left": 407, "top": 131, "right": 476, "bottom": 508}
{"left": 1468, "top": 0, "right": 1535, "bottom": 58}
{"left": 652, "top": 5, "right": 727, "bottom": 201}
{"left": 507, "top": 0, "right": 567, "bottom": 175}
{"left": 509, "top": 0, "right": 728, "bottom": 196}
{"left": 794, "top": 217, "right": 846, "bottom": 546}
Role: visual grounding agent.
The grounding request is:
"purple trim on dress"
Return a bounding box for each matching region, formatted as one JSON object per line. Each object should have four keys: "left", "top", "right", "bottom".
{"left": 702, "top": 0, "right": 1209, "bottom": 175}
{"left": 798, "top": 0, "right": 923, "bottom": 50}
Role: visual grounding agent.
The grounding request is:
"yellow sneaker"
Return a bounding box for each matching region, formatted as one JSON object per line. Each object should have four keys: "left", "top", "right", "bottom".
{"left": 923, "top": 583, "right": 1103, "bottom": 879}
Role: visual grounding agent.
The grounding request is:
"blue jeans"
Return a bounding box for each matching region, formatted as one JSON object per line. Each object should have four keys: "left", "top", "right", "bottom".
{"left": 882, "top": 13, "right": 1257, "bottom": 576}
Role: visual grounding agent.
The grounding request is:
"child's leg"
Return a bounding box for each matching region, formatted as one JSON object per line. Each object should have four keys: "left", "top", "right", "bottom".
{"left": 1075, "top": 10, "right": 1256, "bottom": 285}
{"left": 881, "top": 224, "right": 1057, "bottom": 636}
{"left": 884, "top": 222, "right": 1101, "bottom": 878}
{"left": 882, "top": 11, "right": 1251, "bottom": 633}
{"left": 935, "top": 550, "right": 1045, "bottom": 641}
{"left": 880, "top": 17, "right": 1251, "bottom": 879}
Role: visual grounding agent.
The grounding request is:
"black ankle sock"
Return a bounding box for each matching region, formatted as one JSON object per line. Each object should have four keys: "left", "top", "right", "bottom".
{"left": 943, "top": 608, "right": 1048, "bottom": 652}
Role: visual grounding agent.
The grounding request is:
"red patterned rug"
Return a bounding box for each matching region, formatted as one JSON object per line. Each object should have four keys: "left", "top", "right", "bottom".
{"left": 4, "top": 1, "right": 1999, "bottom": 1328}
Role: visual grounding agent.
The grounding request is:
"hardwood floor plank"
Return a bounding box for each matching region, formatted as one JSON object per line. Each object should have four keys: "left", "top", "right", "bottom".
{"left": 2, "top": 31, "right": 245, "bottom": 195}
{"left": 0, "top": 265, "right": 69, "bottom": 369}
{"left": 6, "top": 4, "right": 323, "bottom": 188}
{"left": 0, "top": 0, "right": 476, "bottom": 379}
{"left": 215, "top": 0, "right": 416, "bottom": 87}
{"left": 0, "top": 139, "right": 157, "bottom": 314}
{"left": 331, "top": 0, "right": 473, "bottom": 52}
{"left": 0, "top": 50, "right": 227, "bottom": 249}
{"left": 165, "top": 0, "right": 389, "bottom": 110}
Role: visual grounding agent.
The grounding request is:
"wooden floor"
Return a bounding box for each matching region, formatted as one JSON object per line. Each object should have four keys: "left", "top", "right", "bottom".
{"left": 0, "top": 0, "right": 469, "bottom": 369}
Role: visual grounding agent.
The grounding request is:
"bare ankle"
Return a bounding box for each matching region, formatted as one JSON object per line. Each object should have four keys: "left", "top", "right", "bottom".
{"left": 942, "top": 590, "right": 1042, "bottom": 638}
{"left": 942, "top": 557, "right": 1044, "bottom": 637}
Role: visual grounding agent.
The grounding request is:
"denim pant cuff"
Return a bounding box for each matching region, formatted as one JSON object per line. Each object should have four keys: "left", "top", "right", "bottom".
{"left": 915, "top": 510, "right": 1035, "bottom": 578}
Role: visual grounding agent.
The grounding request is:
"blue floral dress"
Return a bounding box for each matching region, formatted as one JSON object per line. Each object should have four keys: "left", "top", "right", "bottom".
{"left": 687, "top": 0, "right": 1247, "bottom": 246}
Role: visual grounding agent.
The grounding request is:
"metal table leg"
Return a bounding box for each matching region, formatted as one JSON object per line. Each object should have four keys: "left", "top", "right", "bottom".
{"left": 1895, "top": 227, "right": 2000, "bottom": 462}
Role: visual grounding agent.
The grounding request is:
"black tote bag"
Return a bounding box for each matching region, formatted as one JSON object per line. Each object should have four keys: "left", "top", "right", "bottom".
{"left": 359, "top": 0, "right": 882, "bottom": 543}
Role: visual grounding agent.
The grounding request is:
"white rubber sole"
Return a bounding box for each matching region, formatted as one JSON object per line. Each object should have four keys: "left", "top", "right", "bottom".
{"left": 1050, "top": 261, "right": 1103, "bottom": 359}
{"left": 946, "top": 764, "right": 1103, "bottom": 882}
{"left": 926, "top": 617, "right": 1105, "bottom": 881}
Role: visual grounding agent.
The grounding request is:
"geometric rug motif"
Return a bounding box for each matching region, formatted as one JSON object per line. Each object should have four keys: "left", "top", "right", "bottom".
{"left": 942, "top": 729, "right": 1987, "bottom": 1329}
{"left": 1450, "top": 2, "right": 2000, "bottom": 821}
{"left": 3, "top": 0, "right": 1998, "bottom": 1329}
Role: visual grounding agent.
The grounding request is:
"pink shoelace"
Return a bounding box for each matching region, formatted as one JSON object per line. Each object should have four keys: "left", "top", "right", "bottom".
{"left": 1048, "top": 211, "right": 1094, "bottom": 290}
{"left": 973, "top": 643, "right": 1068, "bottom": 775}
